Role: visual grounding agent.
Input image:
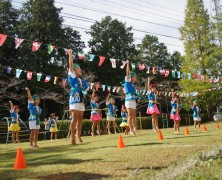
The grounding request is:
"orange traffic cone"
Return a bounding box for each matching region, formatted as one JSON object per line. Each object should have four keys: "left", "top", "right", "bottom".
{"left": 185, "top": 127, "right": 189, "bottom": 135}
{"left": 216, "top": 123, "right": 220, "bottom": 129}
{"left": 14, "top": 148, "right": 26, "bottom": 170}
{"left": 158, "top": 130, "right": 164, "bottom": 140}
{"left": 117, "top": 135, "right": 125, "bottom": 148}
{"left": 203, "top": 124, "right": 207, "bottom": 132}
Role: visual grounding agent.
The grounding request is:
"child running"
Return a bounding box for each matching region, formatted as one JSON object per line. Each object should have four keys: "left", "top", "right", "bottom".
{"left": 68, "top": 49, "right": 89, "bottom": 145}
{"left": 170, "top": 89, "right": 181, "bottom": 133}
{"left": 120, "top": 105, "right": 129, "bottom": 135}
{"left": 192, "top": 100, "right": 201, "bottom": 130}
{"left": 49, "top": 113, "right": 58, "bottom": 140}
{"left": 25, "top": 87, "right": 42, "bottom": 148}
{"left": 8, "top": 101, "right": 20, "bottom": 143}
{"left": 90, "top": 89, "right": 102, "bottom": 136}
{"left": 147, "top": 77, "right": 160, "bottom": 133}
{"left": 106, "top": 93, "right": 118, "bottom": 134}
{"left": 124, "top": 60, "right": 138, "bottom": 136}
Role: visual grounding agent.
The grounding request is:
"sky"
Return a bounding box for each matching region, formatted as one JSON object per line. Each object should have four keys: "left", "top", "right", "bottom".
{"left": 12, "top": 0, "right": 215, "bottom": 55}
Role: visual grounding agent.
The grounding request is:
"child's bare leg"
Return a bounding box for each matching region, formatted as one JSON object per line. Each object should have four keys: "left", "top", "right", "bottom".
{"left": 152, "top": 115, "right": 156, "bottom": 132}
{"left": 50, "top": 132, "right": 53, "bottom": 140}
{"left": 194, "top": 121, "right": 197, "bottom": 130}
{"left": 30, "top": 130, "right": 34, "bottom": 147}
{"left": 97, "top": 122, "right": 101, "bottom": 136}
{"left": 132, "top": 109, "right": 137, "bottom": 131}
{"left": 107, "top": 121, "right": 111, "bottom": 134}
{"left": 127, "top": 109, "right": 135, "bottom": 135}
{"left": 198, "top": 122, "right": 200, "bottom": 129}
{"left": 70, "top": 110, "right": 78, "bottom": 145}
{"left": 113, "top": 121, "right": 117, "bottom": 134}
{"left": 12, "top": 132, "right": 15, "bottom": 143}
{"left": 174, "top": 121, "right": 176, "bottom": 132}
{"left": 55, "top": 132, "right": 57, "bottom": 140}
{"left": 91, "top": 122, "right": 95, "bottom": 136}
{"left": 16, "top": 131, "right": 19, "bottom": 142}
{"left": 34, "top": 129, "right": 39, "bottom": 147}
{"left": 125, "top": 126, "right": 130, "bottom": 135}
{"left": 178, "top": 121, "right": 180, "bottom": 132}
{"left": 154, "top": 114, "right": 159, "bottom": 132}
{"left": 77, "top": 111, "right": 83, "bottom": 143}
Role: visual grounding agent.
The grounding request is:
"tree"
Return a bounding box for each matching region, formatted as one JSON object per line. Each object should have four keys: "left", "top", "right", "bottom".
{"left": 87, "top": 16, "right": 137, "bottom": 85}
{"left": 179, "top": 0, "right": 220, "bottom": 119}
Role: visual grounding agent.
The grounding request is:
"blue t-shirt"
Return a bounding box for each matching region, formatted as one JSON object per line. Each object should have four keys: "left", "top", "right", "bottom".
{"left": 192, "top": 105, "right": 201, "bottom": 118}
{"left": 68, "top": 71, "right": 89, "bottom": 104}
{"left": 106, "top": 102, "right": 118, "bottom": 117}
{"left": 121, "top": 112, "right": 127, "bottom": 123}
{"left": 28, "top": 100, "right": 42, "bottom": 122}
{"left": 10, "top": 109, "right": 20, "bottom": 124}
{"left": 124, "top": 76, "right": 137, "bottom": 101}
{"left": 147, "top": 91, "right": 157, "bottom": 107}
{"left": 90, "top": 100, "right": 100, "bottom": 115}
{"left": 170, "top": 101, "right": 181, "bottom": 115}
{"left": 50, "top": 118, "right": 58, "bottom": 128}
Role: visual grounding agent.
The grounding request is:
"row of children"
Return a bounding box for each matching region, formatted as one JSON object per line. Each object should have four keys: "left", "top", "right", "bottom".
{"left": 7, "top": 49, "right": 202, "bottom": 147}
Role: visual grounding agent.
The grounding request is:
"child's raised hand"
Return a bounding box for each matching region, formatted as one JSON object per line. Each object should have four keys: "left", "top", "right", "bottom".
{"left": 126, "top": 60, "right": 129, "bottom": 64}
{"left": 9, "top": 101, "right": 12, "bottom": 103}
{"left": 25, "top": 87, "right": 29, "bottom": 91}
{"left": 69, "top": 49, "right": 72, "bottom": 56}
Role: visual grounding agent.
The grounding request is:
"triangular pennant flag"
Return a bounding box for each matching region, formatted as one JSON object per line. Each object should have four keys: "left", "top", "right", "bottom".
{"left": 99, "top": 56, "right": 105, "bottom": 66}
{"left": 89, "top": 54, "right": 95, "bottom": 61}
{"left": 15, "top": 37, "right": 24, "bottom": 49}
{"left": 152, "top": 67, "right": 157, "bottom": 74}
{"left": 0, "top": 34, "right": 7, "bottom": 46}
{"left": 165, "top": 69, "right": 170, "bottom": 77}
{"left": 36, "top": 73, "right": 42, "bottom": 81}
{"left": 172, "top": 70, "right": 176, "bottom": 78}
{"left": 187, "top": 73, "right": 191, "bottom": 79}
{"left": 6, "top": 66, "right": 12, "bottom": 74}
{"left": 48, "top": 44, "right": 55, "bottom": 54}
{"left": 116, "top": 87, "right": 121, "bottom": 93}
{"left": 120, "top": 61, "right": 127, "bottom": 69}
{"left": 131, "top": 63, "right": 136, "bottom": 71}
{"left": 107, "top": 86, "right": 111, "bottom": 92}
{"left": 146, "top": 66, "right": 150, "bottom": 74}
{"left": 32, "top": 42, "right": 41, "bottom": 52}
{"left": 112, "top": 86, "right": 117, "bottom": 93}
{"left": 54, "top": 77, "right": 58, "bottom": 84}
{"left": 27, "top": 71, "right": 32, "bottom": 80}
{"left": 90, "top": 83, "right": 94, "bottom": 89}
{"left": 64, "top": 48, "right": 70, "bottom": 55}
{"left": 44, "top": 75, "right": 51, "bottom": 83}
{"left": 193, "top": 74, "right": 199, "bottom": 80}
{"left": 182, "top": 72, "right": 186, "bottom": 79}
{"left": 110, "top": 58, "right": 116, "bottom": 68}
{"left": 177, "top": 71, "right": 181, "bottom": 78}
{"left": 78, "top": 51, "right": 85, "bottom": 60}
{"left": 138, "top": 64, "right": 145, "bottom": 70}
{"left": 102, "top": 85, "right": 106, "bottom": 91}
{"left": 62, "top": 78, "right": 67, "bottom": 87}
{"left": 160, "top": 69, "right": 165, "bottom": 75}
{"left": 16, "top": 69, "right": 22, "bottom": 78}
{"left": 96, "top": 83, "right": 100, "bottom": 90}
{"left": 122, "top": 88, "right": 125, "bottom": 93}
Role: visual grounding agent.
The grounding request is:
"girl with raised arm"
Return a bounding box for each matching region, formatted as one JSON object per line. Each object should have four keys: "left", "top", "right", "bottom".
{"left": 68, "top": 49, "right": 89, "bottom": 145}
{"left": 124, "top": 60, "right": 137, "bottom": 136}
{"left": 25, "top": 87, "right": 42, "bottom": 148}
{"left": 147, "top": 77, "right": 160, "bottom": 133}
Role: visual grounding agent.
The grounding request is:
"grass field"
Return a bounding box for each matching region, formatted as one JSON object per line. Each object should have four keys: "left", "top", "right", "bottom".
{"left": 0, "top": 122, "right": 221, "bottom": 180}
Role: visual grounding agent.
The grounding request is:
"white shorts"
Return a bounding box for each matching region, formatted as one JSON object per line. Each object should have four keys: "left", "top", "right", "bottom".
{"left": 69, "top": 103, "right": 85, "bottom": 111}
{"left": 194, "top": 117, "right": 201, "bottom": 121}
{"left": 107, "top": 116, "right": 115, "bottom": 121}
{"left": 29, "top": 121, "right": 40, "bottom": 130}
{"left": 125, "top": 100, "right": 136, "bottom": 110}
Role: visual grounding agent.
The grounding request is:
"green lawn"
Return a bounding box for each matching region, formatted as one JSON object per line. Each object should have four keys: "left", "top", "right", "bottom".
{"left": 0, "top": 122, "right": 221, "bottom": 180}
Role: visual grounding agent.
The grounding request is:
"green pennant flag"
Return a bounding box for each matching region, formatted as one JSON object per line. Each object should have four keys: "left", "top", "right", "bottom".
{"left": 48, "top": 44, "right": 55, "bottom": 54}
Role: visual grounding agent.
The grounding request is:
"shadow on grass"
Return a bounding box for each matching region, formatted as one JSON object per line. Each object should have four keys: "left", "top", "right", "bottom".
{"left": 124, "top": 165, "right": 167, "bottom": 171}
{"left": 127, "top": 142, "right": 163, "bottom": 147}
{"left": 165, "top": 134, "right": 213, "bottom": 140}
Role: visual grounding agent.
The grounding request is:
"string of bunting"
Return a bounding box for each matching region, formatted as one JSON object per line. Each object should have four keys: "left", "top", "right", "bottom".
{"left": 4, "top": 66, "right": 220, "bottom": 98}
{"left": 0, "top": 33, "right": 221, "bottom": 83}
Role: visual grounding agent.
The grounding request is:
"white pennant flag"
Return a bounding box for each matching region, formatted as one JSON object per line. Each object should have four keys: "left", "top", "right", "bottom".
{"left": 15, "top": 37, "right": 24, "bottom": 49}
{"left": 120, "top": 61, "right": 127, "bottom": 69}
{"left": 110, "top": 58, "right": 116, "bottom": 68}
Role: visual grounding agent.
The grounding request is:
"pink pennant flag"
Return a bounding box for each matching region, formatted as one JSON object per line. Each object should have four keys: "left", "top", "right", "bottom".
{"left": 107, "top": 86, "right": 111, "bottom": 92}
{"left": 15, "top": 37, "right": 24, "bottom": 49}
{"left": 62, "top": 78, "right": 67, "bottom": 87}
{"left": 32, "top": 41, "right": 41, "bottom": 52}
{"left": 44, "top": 75, "right": 51, "bottom": 83}
{"left": 120, "top": 61, "right": 127, "bottom": 69}
{"left": 160, "top": 69, "right": 165, "bottom": 75}
{"left": 165, "top": 69, "right": 170, "bottom": 77}
{"left": 96, "top": 83, "right": 100, "bottom": 90}
{"left": 110, "top": 58, "right": 116, "bottom": 68}
{"left": 122, "top": 88, "right": 125, "bottom": 93}
{"left": 64, "top": 48, "right": 70, "bottom": 55}
{"left": 138, "top": 64, "right": 145, "bottom": 70}
{"left": 112, "top": 87, "right": 117, "bottom": 93}
{"left": 27, "top": 71, "right": 32, "bottom": 80}
{"left": 99, "top": 56, "right": 105, "bottom": 66}
{"left": 0, "top": 34, "right": 7, "bottom": 46}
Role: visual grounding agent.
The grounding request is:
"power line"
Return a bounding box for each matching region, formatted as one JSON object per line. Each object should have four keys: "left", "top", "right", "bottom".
{"left": 89, "top": 0, "right": 183, "bottom": 25}
{"left": 54, "top": 0, "right": 179, "bottom": 29}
